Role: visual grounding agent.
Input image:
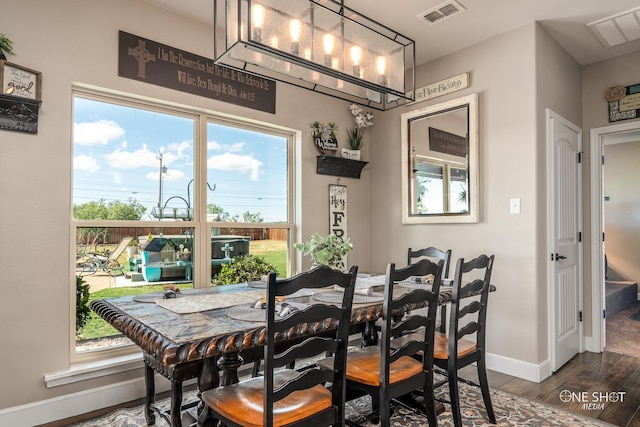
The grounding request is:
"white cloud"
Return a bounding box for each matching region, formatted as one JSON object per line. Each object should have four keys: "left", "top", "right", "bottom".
{"left": 145, "top": 169, "right": 186, "bottom": 182}
{"left": 104, "top": 146, "right": 159, "bottom": 169}
{"left": 208, "top": 153, "right": 263, "bottom": 181}
{"left": 74, "top": 120, "right": 125, "bottom": 146}
{"left": 73, "top": 155, "right": 100, "bottom": 172}
{"left": 208, "top": 140, "right": 245, "bottom": 152}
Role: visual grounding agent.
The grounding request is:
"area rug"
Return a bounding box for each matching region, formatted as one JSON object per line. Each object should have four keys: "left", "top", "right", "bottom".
{"left": 67, "top": 379, "right": 615, "bottom": 427}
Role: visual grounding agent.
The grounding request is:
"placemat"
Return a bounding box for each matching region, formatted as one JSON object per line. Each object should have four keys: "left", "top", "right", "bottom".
{"left": 155, "top": 289, "right": 267, "bottom": 314}
{"left": 312, "top": 290, "right": 384, "bottom": 304}
{"left": 226, "top": 302, "right": 309, "bottom": 322}
{"left": 355, "top": 275, "right": 386, "bottom": 287}
{"left": 133, "top": 288, "right": 212, "bottom": 303}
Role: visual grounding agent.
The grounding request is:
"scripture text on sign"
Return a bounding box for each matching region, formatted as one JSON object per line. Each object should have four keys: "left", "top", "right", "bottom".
{"left": 118, "top": 31, "right": 276, "bottom": 114}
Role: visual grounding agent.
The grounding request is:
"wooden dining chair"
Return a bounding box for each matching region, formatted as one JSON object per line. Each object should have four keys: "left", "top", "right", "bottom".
{"left": 199, "top": 265, "right": 358, "bottom": 427}
{"left": 433, "top": 254, "right": 496, "bottom": 427}
{"left": 324, "top": 259, "right": 443, "bottom": 427}
{"left": 408, "top": 246, "right": 452, "bottom": 332}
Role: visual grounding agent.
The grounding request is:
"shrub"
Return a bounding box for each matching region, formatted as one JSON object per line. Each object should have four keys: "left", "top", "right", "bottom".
{"left": 76, "top": 275, "right": 91, "bottom": 335}
{"left": 213, "top": 255, "right": 277, "bottom": 286}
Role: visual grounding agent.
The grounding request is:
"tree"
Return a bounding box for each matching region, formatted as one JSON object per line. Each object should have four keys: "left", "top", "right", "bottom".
{"left": 207, "top": 204, "right": 232, "bottom": 221}
{"left": 243, "top": 211, "right": 264, "bottom": 223}
{"left": 74, "top": 199, "right": 146, "bottom": 250}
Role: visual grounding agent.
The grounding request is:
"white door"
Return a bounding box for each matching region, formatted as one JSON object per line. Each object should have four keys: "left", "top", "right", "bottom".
{"left": 547, "top": 110, "right": 583, "bottom": 372}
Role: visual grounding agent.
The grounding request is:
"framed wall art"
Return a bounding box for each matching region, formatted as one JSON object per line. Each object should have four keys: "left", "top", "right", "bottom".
{"left": 1, "top": 60, "right": 42, "bottom": 99}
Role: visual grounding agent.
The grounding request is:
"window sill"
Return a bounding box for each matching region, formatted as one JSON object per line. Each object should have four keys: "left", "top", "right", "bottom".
{"left": 45, "top": 351, "right": 144, "bottom": 388}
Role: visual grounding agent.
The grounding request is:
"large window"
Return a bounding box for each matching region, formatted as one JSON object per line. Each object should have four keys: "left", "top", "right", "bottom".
{"left": 72, "top": 89, "right": 293, "bottom": 358}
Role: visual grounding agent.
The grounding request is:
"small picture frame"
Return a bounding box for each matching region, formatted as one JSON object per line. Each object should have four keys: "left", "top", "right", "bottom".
{"left": 0, "top": 60, "right": 42, "bottom": 99}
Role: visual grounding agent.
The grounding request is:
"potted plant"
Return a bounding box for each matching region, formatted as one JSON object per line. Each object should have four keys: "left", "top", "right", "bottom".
{"left": 294, "top": 232, "right": 353, "bottom": 269}
{"left": 346, "top": 103, "right": 374, "bottom": 160}
{"left": 0, "top": 34, "right": 15, "bottom": 60}
{"left": 126, "top": 238, "right": 139, "bottom": 257}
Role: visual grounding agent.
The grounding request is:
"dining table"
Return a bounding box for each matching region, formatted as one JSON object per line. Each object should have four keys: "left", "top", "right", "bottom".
{"left": 89, "top": 274, "right": 490, "bottom": 427}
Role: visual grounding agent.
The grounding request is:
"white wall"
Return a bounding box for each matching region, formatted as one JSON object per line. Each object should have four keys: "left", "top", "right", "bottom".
{"left": 0, "top": 0, "right": 370, "bottom": 411}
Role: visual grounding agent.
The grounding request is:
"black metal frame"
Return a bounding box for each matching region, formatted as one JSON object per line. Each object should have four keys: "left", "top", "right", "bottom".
{"left": 213, "top": 0, "right": 416, "bottom": 110}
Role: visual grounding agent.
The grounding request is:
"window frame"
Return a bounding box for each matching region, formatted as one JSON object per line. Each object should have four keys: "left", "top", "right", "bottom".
{"left": 70, "top": 86, "right": 296, "bottom": 362}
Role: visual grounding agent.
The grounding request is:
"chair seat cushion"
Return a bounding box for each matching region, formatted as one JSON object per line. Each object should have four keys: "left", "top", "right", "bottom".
{"left": 433, "top": 331, "right": 477, "bottom": 359}
{"left": 200, "top": 369, "right": 332, "bottom": 427}
{"left": 341, "top": 345, "right": 424, "bottom": 386}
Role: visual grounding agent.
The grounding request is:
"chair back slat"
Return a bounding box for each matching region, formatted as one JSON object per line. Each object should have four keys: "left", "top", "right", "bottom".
{"left": 276, "top": 336, "right": 339, "bottom": 369}
{"left": 408, "top": 246, "right": 452, "bottom": 280}
{"left": 272, "top": 368, "right": 335, "bottom": 401}
{"left": 274, "top": 304, "right": 344, "bottom": 332}
{"left": 457, "top": 300, "right": 482, "bottom": 319}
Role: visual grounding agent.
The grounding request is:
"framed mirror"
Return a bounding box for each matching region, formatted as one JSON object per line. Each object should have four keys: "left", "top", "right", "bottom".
{"left": 401, "top": 93, "right": 478, "bottom": 223}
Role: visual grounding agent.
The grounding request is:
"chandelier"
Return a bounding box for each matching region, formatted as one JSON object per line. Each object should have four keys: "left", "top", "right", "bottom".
{"left": 213, "top": 0, "right": 415, "bottom": 110}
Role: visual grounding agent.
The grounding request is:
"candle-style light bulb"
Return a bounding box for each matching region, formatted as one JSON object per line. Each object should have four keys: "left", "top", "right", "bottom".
{"left": 376, "top": 56, "right": 387, "bottom": 85}
{"left": 350, "top": 46, "right": 362, "bottom": 77}
{"left": 289, "top": 19, "right": 301, "bottom": 56}
{"left": 251, "top": 4, "right": 265, "bottom": 42}
{"left": 323, "top": 33, "right": 334, "bottom": 67}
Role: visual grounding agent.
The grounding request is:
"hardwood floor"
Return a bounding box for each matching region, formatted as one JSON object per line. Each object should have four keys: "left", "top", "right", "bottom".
{"left": 461, "top": 351, "right": 640, "bottom": 427}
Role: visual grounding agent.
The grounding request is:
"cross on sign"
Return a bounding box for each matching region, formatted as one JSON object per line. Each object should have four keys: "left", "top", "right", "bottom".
{"left": 222, "top": 243, "right": 234, "bottom": 260}
{"left": 128, "top": 40, "right": 156, "bottom": 78}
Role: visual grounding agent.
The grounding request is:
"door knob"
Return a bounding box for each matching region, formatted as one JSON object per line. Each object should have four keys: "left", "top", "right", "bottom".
{"left": 555, "top": 253, "right": 567, "bottom": 261}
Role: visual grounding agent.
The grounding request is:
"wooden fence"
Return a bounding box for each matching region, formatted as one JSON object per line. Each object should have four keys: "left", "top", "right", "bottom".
{"left": 96, "top": 227, "right": 287, "bottom": 244}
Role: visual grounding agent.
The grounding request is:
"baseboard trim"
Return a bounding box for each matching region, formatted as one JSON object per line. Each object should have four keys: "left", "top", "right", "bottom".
{"left": 0, "top": 377, "right": 160, "bottom": 427}
{"left": 3, "top": 353, "right": 550, "bottom": 426}
{"left": 486, "top": 352, "right": 551, "bottom": 383}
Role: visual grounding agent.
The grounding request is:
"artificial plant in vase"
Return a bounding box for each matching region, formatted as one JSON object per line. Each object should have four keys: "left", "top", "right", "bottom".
{"left": 294, "top": 232, "right": 353, "bottom": 269}
{"left": 346, "top": 103, "right": 374, "bottom": 152}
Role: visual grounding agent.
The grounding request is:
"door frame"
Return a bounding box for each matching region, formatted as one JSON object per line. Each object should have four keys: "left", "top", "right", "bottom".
{"left": 546, "top": 109, "right": 584, "bottom": 372}
{"left": 589, "top": 120, "right": 640, "bottom": 353}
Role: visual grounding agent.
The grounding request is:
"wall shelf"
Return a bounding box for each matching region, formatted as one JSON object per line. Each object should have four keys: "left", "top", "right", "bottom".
{"left": 0, "top": 93, "right": 42, "bottom": 134}
{"left": 316, "top": 155, "right": 368, "bottom": 179}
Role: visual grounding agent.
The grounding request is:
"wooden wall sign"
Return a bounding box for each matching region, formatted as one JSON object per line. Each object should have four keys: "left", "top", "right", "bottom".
{"left": 607, "top": 83, "right": 640, "bottom": 123}
{"left": 118, "top": 31, "right": 276, "bottom": 114}
{"left": 329, "top": 184, "right": 348, "bottom": 270}
{"left": 407, "top": 72, "right": 469, "bottom": 105}
{"left": 429, "top": 127, "right": 467, "bottom": 157}
{"left": 1, "top": 60, "right": 42, "bottom": 99}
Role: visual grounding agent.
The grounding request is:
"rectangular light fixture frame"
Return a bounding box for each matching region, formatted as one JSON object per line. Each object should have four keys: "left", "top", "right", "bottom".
{"left": 213, "top": 0, "right": 416, "bottom": 110}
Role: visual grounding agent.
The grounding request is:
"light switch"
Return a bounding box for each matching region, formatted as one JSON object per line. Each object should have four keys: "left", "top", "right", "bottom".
{"left": 510, "top": 198, "right": 521, "bottom": 214}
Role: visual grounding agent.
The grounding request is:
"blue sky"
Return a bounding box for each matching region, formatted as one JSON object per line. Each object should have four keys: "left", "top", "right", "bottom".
{"left": 73, "top": 96, "right": 288, "bottom": 222}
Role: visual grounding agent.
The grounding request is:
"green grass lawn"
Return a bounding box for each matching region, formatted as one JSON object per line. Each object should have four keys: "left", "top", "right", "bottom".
{"left": 77, "top": 239, "right": 287, "bottom": 342}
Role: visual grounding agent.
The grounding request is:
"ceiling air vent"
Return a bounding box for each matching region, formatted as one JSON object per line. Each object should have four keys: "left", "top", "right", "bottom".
{"left": 417, "top": 0, "right": 466, "bottom": 25}
{"left": 587, "top": 6, "right": 640, "bottom": 48}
